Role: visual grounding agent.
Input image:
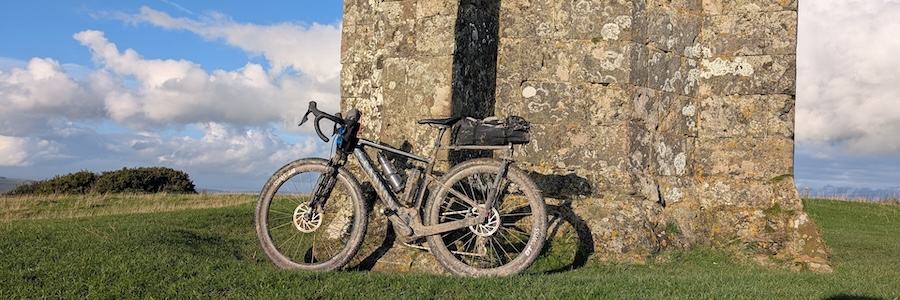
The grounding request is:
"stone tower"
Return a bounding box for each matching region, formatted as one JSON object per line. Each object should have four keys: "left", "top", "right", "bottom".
{"left": 340, "top": 0, "right": 830, "bottom": 272}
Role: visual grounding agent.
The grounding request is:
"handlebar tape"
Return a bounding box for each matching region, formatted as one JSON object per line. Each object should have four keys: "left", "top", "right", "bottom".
{"left": 299, "top": 101, "right": 345, "bottom": 142}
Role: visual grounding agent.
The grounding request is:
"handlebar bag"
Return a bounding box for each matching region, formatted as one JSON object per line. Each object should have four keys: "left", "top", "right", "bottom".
{"left": 452, "top": 116, "right": 531, "bottom": 146}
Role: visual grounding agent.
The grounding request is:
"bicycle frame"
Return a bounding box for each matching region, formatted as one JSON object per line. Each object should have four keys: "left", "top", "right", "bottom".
{"left": 348, "top": 127, "right": 515, "bottom": 239}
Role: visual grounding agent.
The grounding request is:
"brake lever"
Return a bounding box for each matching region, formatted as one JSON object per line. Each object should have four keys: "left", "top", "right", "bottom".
{"left": 333, "top": 112, "right": 343, "bottom": 136}
{"left": 298, "top": 101, "right": 318, "bottom": 126}
{"left": 299, "top": 111, "right": 312, "bottom": 126}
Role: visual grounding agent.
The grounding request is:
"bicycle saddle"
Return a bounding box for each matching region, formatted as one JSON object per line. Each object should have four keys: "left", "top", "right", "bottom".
{"left": 416, "top": 116, "right": 462, "bottom": 126}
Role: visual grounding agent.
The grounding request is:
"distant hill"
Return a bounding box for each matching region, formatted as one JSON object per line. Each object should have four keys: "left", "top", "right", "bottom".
{"left": 798, "top": 185, "right": 900, "bottom": 200}
{"left": 0, "top": 176, "right": 36, "bottom": 194}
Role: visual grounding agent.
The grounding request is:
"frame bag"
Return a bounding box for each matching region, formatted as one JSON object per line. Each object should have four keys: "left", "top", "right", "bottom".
{"left": 453, "top": 116, "right": 531, "bottom": 146}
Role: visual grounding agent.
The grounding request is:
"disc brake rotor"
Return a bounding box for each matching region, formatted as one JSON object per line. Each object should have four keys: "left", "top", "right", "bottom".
{"left": 469, "top": 207, "right": 500, "bottom": 237}
{"left": 293, "top": 202, "right": 322, "bottom": 233}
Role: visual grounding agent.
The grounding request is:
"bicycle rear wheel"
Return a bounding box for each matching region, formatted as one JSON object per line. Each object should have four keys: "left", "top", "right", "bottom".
{"left": 425, "top": 158, "right": 547, "bottom": 276}
{"left": 255, "top": 158, "right": 367, "bottom": 271}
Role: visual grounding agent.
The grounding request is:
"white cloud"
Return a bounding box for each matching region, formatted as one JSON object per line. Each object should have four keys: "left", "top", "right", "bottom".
{"left": 0, "top": 58, "right": 109, "bottom": 135}
{"left": 110, "top": 6, "right": 341, "bottom": 81}
{"left": 0, "top": 135, "right": 61, "bottom": 167}
{"left": 71, "top": 29, "right": 339, "bottom": 131}
{"left": 161, "top": 0, "right": 194, "bottom": 15}
{"left": 797, "top": 0, "right": 900, "bottom": 154}
{"left": 121, "top": 122, "right": 324, "bottom": 174}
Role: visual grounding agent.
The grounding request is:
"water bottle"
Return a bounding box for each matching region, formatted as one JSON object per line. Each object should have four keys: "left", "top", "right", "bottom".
{"left": 377, "top": 152, "right": 405, "bottom": 193}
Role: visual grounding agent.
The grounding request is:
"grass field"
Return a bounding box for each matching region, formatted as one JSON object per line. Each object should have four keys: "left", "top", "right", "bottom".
{"left": 0, "top": 193, "right": 255, "bottom": 222}
{"left": 1, "top": 195, "right": 898, "bottom": 299}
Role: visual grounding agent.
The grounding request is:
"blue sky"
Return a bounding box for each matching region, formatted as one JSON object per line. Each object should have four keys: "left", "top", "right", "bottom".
{"left": 0, "top": 1, "right": 345, "bottom": 190}
{"left": 1, "top": 1, "right": 899, "bottom": 191}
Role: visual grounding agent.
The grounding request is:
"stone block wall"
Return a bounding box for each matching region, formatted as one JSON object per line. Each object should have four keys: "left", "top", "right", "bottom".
{"left": 341, "top": 0, "right": 830, "bottom": 272}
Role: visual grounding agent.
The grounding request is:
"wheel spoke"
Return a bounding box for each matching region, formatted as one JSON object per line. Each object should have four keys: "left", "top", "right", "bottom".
{"left": 500, "top": 211, "right": 532, "bottom": 218}
{"left": 444, "top": 183, "right": 481, "bottom": 208}
{"left": 498, "top": 228, "right": 527, "bottom": 252}
{"left": 489, "top": 237, "right": 508, "bottom": 266}
{"left": 269, "top": 220, "right": 295, "bottom": 232}
{"left": 440, "top": 210, "right": 470, "bottom": 218}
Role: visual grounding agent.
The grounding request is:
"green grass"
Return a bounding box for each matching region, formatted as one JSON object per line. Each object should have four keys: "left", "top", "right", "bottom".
{"left": 0, "top": 193, "right": 255, "bottom": 222}
{"left": 0, "top": 197, "right": 898, "bottom": 299}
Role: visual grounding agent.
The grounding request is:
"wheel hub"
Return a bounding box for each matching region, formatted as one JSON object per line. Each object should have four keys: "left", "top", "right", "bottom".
{"left": 469, "top": 207, "right": 500, "bottom": 237}
{"left": 293, "top": 202, "right": 322, "bottom": 233}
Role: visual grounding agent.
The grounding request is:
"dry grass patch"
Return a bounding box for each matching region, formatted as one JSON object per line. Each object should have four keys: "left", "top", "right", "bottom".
{"left": 0, "top": 193, "right": 256, "bottom": 222}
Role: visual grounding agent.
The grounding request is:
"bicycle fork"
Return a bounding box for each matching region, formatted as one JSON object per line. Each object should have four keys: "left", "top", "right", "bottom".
{"left": 306, "top": 154, "right": 345, "bottom": 219}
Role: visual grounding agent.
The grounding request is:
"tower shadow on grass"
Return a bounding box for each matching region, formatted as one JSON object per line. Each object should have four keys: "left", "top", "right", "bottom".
{"left": 537, "top": 202, "right": 595, "bottom": 274}
{"left": 528, "top": 172, "right": 596, "bottom": 274}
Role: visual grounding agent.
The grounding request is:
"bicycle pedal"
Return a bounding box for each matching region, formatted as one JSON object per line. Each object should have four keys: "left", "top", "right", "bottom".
{"left": 400, "top": 239, "right": 429, "bottom": 251}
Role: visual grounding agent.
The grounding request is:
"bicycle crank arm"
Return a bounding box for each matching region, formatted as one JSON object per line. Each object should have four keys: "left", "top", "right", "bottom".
{"left": 381, "top": 208, "right": 414, "bottom": 237}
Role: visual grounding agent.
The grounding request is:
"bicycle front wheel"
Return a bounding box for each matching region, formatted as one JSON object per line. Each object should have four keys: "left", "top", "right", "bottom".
{"left": 425, "top": 158, "right": 547, "bottom": 276}
{"left": 255, "top": 158, "right": 367, "bottom": 271}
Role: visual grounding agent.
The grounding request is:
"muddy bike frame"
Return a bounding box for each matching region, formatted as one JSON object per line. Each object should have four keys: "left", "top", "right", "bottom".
{"left": 338, "top": 129, "right": 515, "bottom": 240}
{"left": 298, "top": 100, "right": 521, "bottom": 240}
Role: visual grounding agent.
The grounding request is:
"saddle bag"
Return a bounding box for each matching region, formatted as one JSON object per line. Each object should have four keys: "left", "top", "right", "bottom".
{"left": 452, "top": 116, "right": 531, "bottom": 146}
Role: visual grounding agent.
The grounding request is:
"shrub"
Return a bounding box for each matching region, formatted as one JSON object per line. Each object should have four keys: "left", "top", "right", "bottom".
{"left": 6, "top": 171, "right": 97, "bottom": 195}
{"left": 92, "top": 167, "right": 196, "bottom": 194}
{"left": 5, "top": 167, "right": 196, "bottom": 195}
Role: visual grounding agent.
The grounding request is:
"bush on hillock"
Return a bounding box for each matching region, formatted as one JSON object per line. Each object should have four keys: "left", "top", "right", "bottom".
{"left": 92, "top": 167, "right": 196, "bottom": 194}
{"left": 5, "top": 171, "right": 98, "bottom": 195}
{"left": 5, "top": 167, "right": 197, "bottom": 195}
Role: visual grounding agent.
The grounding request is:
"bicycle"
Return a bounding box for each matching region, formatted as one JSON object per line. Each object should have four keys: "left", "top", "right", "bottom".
{"left": 254, "top": 101, "right": 547, "bottom": 276}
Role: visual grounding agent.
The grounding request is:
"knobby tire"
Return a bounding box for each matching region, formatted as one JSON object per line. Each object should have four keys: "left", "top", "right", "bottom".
{"left": 255, "top": 158, "right": 367, "bottom": 271}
